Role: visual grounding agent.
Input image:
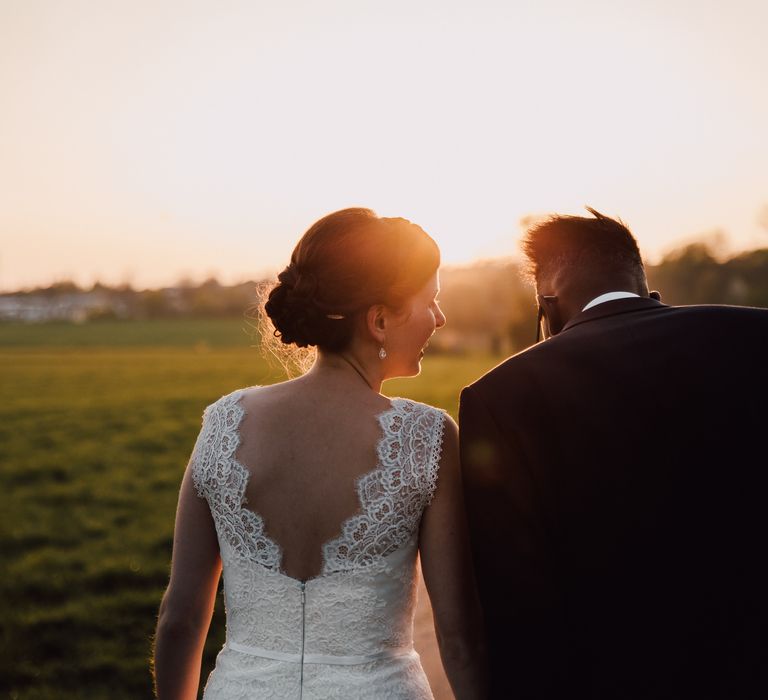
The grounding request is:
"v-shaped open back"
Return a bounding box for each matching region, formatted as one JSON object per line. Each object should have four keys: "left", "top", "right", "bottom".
{"left": 190, "top": 387, "right": 446, "bottom": 584}
{"left": 232, "top": 390, "right": 403, "bottom": 582}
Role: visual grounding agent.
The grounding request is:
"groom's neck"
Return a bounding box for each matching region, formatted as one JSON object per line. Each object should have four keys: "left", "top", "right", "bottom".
{"left": 539, "top": 271, "right": 649, "bottom": 328}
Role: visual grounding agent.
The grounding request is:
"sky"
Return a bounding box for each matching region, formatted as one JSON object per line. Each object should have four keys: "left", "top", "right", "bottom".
{"left": 1, "top": 0, "right": 767, "bottom": 291}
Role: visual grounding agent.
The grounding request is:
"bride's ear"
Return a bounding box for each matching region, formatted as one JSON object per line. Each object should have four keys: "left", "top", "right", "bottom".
{"left": 365, "top": 305, "right": 387, "bottom": 344}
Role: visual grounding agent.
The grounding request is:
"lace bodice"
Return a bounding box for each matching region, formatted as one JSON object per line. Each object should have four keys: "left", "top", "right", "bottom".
{"left": 188, "top": 387, "right": 446, "bottom": 699}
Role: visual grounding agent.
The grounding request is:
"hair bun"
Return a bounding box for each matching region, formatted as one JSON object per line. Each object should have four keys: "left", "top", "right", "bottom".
{"left": 278, "top": 264, "right": 318, "bottom": 302}
{"left": 265, "top": 264, "right": 332, "bottom": 348}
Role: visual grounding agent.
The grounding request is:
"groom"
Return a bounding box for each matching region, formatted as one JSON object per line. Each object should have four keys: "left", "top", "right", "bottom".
{"left": 459, "top": 209, "right": 768, "bottom": 699}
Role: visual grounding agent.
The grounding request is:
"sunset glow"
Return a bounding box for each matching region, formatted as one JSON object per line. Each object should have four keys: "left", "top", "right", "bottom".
{"left": 2, "top": 0, "right": 767, "bottom": 290}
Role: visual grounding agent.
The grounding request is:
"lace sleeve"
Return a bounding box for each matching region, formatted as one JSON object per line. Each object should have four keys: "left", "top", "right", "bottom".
{"left": 423, "top": 407, "right": 446, "bottom": 506}
{"left": 189, "top": 400, "right": 220, "bottom": 499}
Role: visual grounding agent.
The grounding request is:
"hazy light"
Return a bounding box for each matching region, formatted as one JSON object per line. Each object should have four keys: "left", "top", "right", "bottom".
{"left": 1, "top": 0, "right": 767, "bottom": 290}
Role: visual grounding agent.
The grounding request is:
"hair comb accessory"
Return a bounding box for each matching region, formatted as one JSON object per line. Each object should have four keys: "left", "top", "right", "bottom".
{"left": 326, "top": 314, "right": 345, "bottom": 319}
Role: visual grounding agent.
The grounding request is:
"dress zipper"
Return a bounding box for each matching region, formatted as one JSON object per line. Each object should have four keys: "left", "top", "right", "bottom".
{"left": 299, "top": 581, "right": 306, "bottom": 700}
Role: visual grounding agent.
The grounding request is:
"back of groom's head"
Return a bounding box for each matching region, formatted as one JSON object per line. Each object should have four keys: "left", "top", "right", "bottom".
{"left": 522, "top": 208, "right": 648, "bottom": 299}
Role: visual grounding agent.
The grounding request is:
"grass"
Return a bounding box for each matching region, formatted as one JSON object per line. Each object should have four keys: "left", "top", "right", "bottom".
{"left": 0, "top": 320, "right": 500, "bottom": 699}
{"left": 0, "top": 318, "right": 259, "bottom": 348}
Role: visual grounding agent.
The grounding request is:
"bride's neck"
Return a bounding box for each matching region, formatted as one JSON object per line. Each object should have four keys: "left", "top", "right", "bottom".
{"left": 309, "top": 350, "right": 383, "bottom": 394}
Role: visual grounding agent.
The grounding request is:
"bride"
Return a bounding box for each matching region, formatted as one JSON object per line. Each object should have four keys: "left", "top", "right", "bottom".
{"left": 153, "top": 208, "right": 488, "bottom": 699}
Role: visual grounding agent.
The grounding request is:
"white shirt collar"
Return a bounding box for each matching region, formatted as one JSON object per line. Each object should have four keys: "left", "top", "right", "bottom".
{"left": 582, "top": 291, "right": 640, "bottom": 312}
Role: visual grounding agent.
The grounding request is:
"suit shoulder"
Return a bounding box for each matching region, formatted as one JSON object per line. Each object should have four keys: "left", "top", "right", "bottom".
{"left": 463, "top": 345, "right": 545, "bottom": 403}
{"left": 665, "top": 304, "right": 768, "bottom": 334}
{"left": 668, "top": 303, "right": 768, "bottom": 318}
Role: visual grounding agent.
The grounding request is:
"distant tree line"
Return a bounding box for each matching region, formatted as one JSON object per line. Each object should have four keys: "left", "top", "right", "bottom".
{"left": 647, "top": 243, "right": 768, "bottom": 308}
{"left": 3, "top": 243, "right": 767, "bottom": 354}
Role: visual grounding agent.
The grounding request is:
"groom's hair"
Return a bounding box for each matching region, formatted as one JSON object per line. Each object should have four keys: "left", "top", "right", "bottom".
{"left": 521, "top": 207, "right": 646, "bottom": 289}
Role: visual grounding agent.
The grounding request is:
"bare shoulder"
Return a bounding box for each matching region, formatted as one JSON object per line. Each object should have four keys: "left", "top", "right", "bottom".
{"left": 442, "top": 412, "right": 459, "bottom": 442}
{"left": 238, "top": 380, "right": 288, "bottom": 402}
{"left": 439, "top": 415, "right": 459, "bottom": 467}
{"left": 240, "top": 379, "right": 392, "bottom": 415}
{"left": 233, "top": 379, "right": 306, "bottom": 413}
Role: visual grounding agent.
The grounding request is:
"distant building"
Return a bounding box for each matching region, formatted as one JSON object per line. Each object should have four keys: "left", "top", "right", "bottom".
{"left": 0, "top": 291, "right": 126, "bottom": 322}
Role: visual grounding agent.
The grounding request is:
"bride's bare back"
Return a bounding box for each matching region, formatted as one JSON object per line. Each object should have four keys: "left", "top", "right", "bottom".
{"left": 236, "top": 376, "right": 394, "bottom": 582}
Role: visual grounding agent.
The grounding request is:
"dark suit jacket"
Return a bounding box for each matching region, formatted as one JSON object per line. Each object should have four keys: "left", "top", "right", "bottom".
{"left": 459, "top": 298, "right": 768, "bottom": 699}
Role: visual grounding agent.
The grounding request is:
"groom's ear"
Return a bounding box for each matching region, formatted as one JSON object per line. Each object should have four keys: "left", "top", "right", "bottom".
{"left": 649, "top": 290, "right": 662, "bottom": 301}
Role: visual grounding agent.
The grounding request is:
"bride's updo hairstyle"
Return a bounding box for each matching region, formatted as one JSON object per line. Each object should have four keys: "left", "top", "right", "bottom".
{"left": 264, "top": 208, "right": 439, "bottom": 354}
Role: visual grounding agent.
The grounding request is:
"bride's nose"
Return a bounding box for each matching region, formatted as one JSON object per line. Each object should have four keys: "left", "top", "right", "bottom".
{"left": 435, "top": 307, "right": 446, "bottom": 329}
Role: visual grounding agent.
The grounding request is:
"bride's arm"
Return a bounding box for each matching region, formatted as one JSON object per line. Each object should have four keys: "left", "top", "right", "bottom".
{"left": 419, "top": 415, "right": 489, "bottom": 700}
{"left": 153, "top": 463, "right": 221, "bottom": 700}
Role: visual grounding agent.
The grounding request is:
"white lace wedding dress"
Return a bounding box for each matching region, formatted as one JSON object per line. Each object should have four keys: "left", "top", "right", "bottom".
{"left": 189, "top": 388, "right": 446, "bottom": 699}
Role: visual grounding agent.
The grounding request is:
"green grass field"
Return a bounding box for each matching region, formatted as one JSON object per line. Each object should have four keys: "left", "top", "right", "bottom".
{"left": 0, "top": 319, "right": 500, "bottom": 699}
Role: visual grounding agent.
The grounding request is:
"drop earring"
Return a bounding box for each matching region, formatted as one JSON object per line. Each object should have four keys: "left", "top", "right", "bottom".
{"left": 378, "top": 347, "right": 387, "bottom": 360}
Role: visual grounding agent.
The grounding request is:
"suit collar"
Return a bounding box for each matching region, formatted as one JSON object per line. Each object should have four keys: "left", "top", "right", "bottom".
{"left": 560, "top": 296, "right": 666, "bottom": 333}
